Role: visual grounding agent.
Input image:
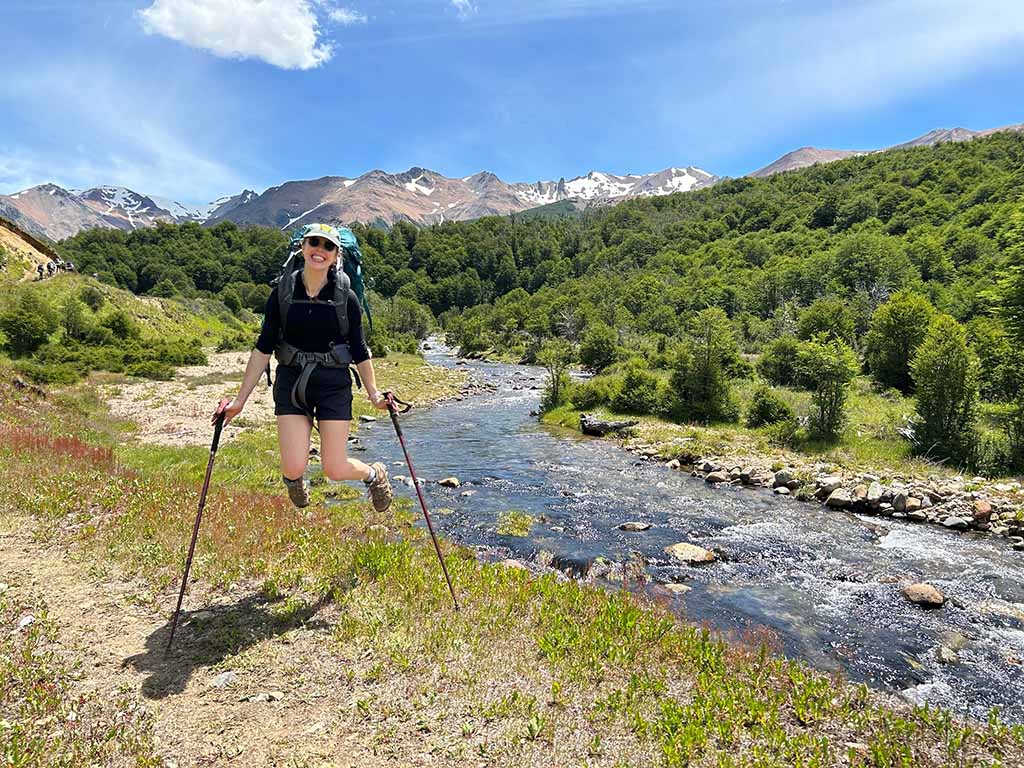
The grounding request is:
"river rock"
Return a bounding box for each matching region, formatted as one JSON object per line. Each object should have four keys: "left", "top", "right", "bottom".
{"left": 665, "top": 459, "right": 681, "bottom": 470}
{"left": 938, "top": 630, "right": 969, "bottom": 651}
{"left": 893, "top": 492, "right": 908, "bottom": 512}
{"left": 359, "top": 415, "right": 377, "bottom": 423}
{"left": 664, "top": 542, "right": 717, "bottom": 564}
{"left": 972, "top": 500, "right": 992, "bottom": 523}
{"left": 705, "top": 471, "right": 729, "bottom": 484}
{"left": 618, "top": 521, "right": 652, "bottom": 532}
{"left": 936, "top": 646, "right": 959, "bottom": 665}
{"left": 903, "top": 583, "right": 945, "bottom": 608}
{"left": 853, "top": 484, "right": 868, "bottom": 501}
{"left": 867, "top": 482, "right": 884, "bottom": 505}
{"left": 740, "top": 467, "right": 755, "bottom": 484}
{"left": 904, "top": 497, "right": 922, "bottom": 513}
{"left": 662, "top": 583, "right": 692, "bottom": 595}
{"left": 943, "top": 516, "right": 970, "bottom": 530}
{"left": 773, "top": 470, "right": 793, "bottom": 488}
{"left": 908, "top": 510, "right": 928, "bottom": 522}
{"left": 774, "top": 486, "right": 790, "bottom": 495}
{"left": 815, "top": 475, "right": 843, "bottom": 498}
{"left": 825, "top": 488, "right": 853, "bottom": 509}
{"left": 438, "top": 476, "right": 461, "bottom": 488}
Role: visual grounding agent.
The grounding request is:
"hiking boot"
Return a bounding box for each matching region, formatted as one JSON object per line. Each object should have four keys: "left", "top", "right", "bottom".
{"left": 283, "top": 475, "right": 310, "bottom": 508}
{"left": 366, "top": 462, "right": 393, "bottom": 514}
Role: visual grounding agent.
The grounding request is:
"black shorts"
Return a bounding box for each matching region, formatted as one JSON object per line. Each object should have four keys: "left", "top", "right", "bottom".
{"left": 273, "top": 365, "right": 354, "bottom": 421}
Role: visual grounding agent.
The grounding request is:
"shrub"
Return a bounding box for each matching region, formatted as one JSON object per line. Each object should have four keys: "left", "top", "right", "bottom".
{"left": 797, "top": 336, "right": 859, "bottom": 440}
{"left": 745, "top": 384, "right": 796, "bottom": 428}
{"left": 579, "top": 323, "right": 619, "bottom": 372}
{"left": 864, "top": 291, "right": 935, "bottom": 393}
{"left": 0, "top": 289, "right": 58, "bottom": 357}
{"left": 611, "top": 361, "right": 661, "bottom": 414}
{"left": 761, "top": 417, "right": 800, "bottom": 448}
{"left": 101, "top": 309, "right": 140, "bottom": 340}
{"left": 60, "top": 296, "right": 93, "bottom": 342}
{"left": 125, "top": 359, "right": 175, "bottom": 380}
{"left": 537, "top": 338, "right": 575, "bottom": 412}
{"left": 80, "top": 285, "right": 105, "bottom": 311}
{"left": 15, "top": 359, "right": 85, "bottom": 385}
{"left": 570, "top": 375, "right": 622, "bottom": 409}
{"left": 756, "top": 336, "right": 802, "bottom": 387}
{"left": 911, "top": 315, "right": 979, "bottom": 464}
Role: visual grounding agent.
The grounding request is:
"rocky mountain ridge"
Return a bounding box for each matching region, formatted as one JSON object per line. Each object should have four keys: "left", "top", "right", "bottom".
{"left": 4, "top": 122, "right": 1021, "bottom": 241}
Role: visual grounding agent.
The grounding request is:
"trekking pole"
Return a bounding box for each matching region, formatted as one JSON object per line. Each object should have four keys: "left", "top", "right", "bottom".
{"left": 384, "top": 392, "right": 460, "bottom": 611}
{"left": 166, "top": 408, "right": 227, "bottom": 652}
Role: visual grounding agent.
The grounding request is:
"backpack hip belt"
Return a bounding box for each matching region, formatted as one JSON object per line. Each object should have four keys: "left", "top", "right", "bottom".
{"left": 274, "top": 341, "right": 361, "bottom": 419}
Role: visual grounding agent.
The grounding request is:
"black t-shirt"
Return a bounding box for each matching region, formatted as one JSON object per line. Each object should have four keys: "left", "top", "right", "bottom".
{"left": 255, "top": 271, "right": 371, "bottom": 363}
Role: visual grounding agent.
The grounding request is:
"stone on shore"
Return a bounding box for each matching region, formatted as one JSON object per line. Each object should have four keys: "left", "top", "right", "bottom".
{"left": 664, "top": 542, "right": 717, "bottom": 564}
{"left": 705, "top": 471, "right": 729, "bottom": 484}
{"left": 903, "top": 583, "right": 945, "bottom": 608}
{"left": 942, "top": 516, "right": 970, "bottom": 530}
{"left": 825, "top": 488, "right": 853, "bottom": 509}
{"left": 438, "top": 476, "right": 461, "bottom": 488}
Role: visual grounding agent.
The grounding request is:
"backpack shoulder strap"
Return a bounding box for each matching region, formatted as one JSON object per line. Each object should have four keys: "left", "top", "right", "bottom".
{"left": 277, "top": 268, "right": 301, "bottom": 338}
{"left": 333, "top": 268, "right": 351, "bottom": 340}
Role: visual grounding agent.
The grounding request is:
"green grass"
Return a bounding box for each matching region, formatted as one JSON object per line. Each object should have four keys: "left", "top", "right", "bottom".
{"left": 496, "top": 510, "right": 535, "bottom": 537}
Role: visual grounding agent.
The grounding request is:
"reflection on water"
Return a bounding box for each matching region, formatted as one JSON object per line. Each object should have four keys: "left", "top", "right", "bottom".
{"left": 356, "top": 343, "right": 1024, "bottom": 721}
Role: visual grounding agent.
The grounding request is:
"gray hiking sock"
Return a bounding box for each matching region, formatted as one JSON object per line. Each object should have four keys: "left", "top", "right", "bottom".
{"left": 363, "top": 465, "right": 377, "bottom": 485}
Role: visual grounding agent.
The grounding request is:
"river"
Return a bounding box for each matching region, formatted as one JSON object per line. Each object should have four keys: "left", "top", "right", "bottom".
{"left": 355, "top": 343, "right": 1024, "bottom": 722}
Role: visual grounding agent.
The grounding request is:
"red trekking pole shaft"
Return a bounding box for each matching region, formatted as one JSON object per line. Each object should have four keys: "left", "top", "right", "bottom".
{"left": 166, "top": 411, "right": 226, "bottom": 652}
{"left": 385, "top": 393, "right": 460, "bottom": 611}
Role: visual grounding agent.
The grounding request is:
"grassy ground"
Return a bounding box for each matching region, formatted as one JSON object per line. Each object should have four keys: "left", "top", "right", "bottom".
{"left": 2, "top": 365, "right": 1024, "bottom": 765}
{"left": 0, "top": 589, "right": 162, "bottom": 767}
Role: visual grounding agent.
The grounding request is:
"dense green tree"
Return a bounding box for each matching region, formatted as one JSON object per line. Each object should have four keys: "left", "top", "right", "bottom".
{"left": 579, "top": 323, "right": 619, "bottom": 372}
{"left": 797, "top": 336, "right": 859, "bottom": 440}
{"left": 864, "top": 291, "right": 936, "bottom": 393}
{"left": 911, "top": 315, "right": 979, "bottom": 463}
{"left": 537, "top": 338, "right": 575, "bottom": 411}
{"left": 797, "top": 298, "right": 856, "bottom": 345}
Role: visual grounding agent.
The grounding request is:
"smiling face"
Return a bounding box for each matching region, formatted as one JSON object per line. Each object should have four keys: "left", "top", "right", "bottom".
{"left": 301, "top": 236, "right": 339, "bottom": 274}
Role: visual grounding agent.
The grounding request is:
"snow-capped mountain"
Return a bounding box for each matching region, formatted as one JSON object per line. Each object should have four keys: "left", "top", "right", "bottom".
{"left": 206, "top": 165, "right": 721, "bottom": 231}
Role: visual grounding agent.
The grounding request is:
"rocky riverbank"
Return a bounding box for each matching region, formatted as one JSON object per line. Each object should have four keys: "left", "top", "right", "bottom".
{"left": 620, "top": 434, "right": 1024, "bottom": 551}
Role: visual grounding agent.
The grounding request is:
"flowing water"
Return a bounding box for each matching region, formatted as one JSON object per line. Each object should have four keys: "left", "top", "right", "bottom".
{"left": 355, "top": 343, "right": 1024, "bottom": 722}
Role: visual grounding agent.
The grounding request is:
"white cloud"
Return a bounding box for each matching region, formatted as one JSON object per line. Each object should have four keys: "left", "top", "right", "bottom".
{"left": 138, "top": 0, "right": 333, "bottom": 70}
{"left": 327, "top": 5, "right": 367, "bottom": 25}
{"left": 451, "top": 0, "right": 476, "bottom": 19}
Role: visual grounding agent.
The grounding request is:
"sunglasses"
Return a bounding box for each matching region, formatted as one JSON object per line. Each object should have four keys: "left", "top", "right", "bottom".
{"left": 305, "top": 236, "right": 338, "bottom": 252}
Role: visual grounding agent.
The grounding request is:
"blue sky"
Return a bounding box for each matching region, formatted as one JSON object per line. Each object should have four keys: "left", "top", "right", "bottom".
{"left": 1, "top": 0, "right": 1022, "bottom": 207}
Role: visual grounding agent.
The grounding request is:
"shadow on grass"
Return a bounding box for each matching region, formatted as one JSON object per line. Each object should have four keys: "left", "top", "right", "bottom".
{"left": 122, "top": 591, "right": 335, "bottom": 699}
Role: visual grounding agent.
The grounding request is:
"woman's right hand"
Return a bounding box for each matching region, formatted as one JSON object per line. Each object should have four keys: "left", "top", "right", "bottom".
{"left": 214, "top": 397, "right": 244, "bottom": 425}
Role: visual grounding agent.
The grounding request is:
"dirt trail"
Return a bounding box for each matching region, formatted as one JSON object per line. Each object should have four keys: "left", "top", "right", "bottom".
{"left": 1, "top": 516, "right": 394, "bottom": 767}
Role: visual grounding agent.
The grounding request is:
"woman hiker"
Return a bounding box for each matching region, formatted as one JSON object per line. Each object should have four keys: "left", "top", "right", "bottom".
{"left": 213, "top": 223, "right": 393, "bottom": 512}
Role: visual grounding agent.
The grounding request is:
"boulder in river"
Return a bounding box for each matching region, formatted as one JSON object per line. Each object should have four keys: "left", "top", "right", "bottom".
{"left": 618, "top": 521, "right": 652, "bottom": 532}
{"left": 903, "top": 583, "right": 945, "bottom": 608}
{"left": 664, "top": 542, "right": 717, "bottom": 564}
{"left": 942, "top": 516, "right": 970, "bottom": 530}
{"left": 705, "top": 471, "right": 729, "bottom": 484}
{"left": 438, "top": 476, "right": 461, "bottom": 488}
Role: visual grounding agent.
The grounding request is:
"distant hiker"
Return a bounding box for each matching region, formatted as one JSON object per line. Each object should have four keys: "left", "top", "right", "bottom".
{"left": 66, "top": 261, "right": 75, "bottom": 272}
{"left": 36, "top": 264, "right": 44, "bottom": 280}
{"left": 46, "top": 261, "right": 55, "bottom": 277}
{"left": 214, "top": 223, "right": 393, "bottom": 511}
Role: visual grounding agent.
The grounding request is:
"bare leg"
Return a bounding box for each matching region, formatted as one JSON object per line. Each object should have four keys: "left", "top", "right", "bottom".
{"left": 277, "top": 415, "right": 313, "bottom": 479}
{"left": 319, "top": 420, "right": 373, "bottom": 481}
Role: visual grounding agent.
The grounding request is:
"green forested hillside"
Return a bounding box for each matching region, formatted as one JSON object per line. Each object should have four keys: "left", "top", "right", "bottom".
{"left": 42, "top": 130, "right": 1024, "bottom": 471}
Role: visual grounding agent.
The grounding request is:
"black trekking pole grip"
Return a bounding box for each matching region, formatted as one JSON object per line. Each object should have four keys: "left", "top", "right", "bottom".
{"left": 166, "top": 411, "right": 225, "bottom": 652}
